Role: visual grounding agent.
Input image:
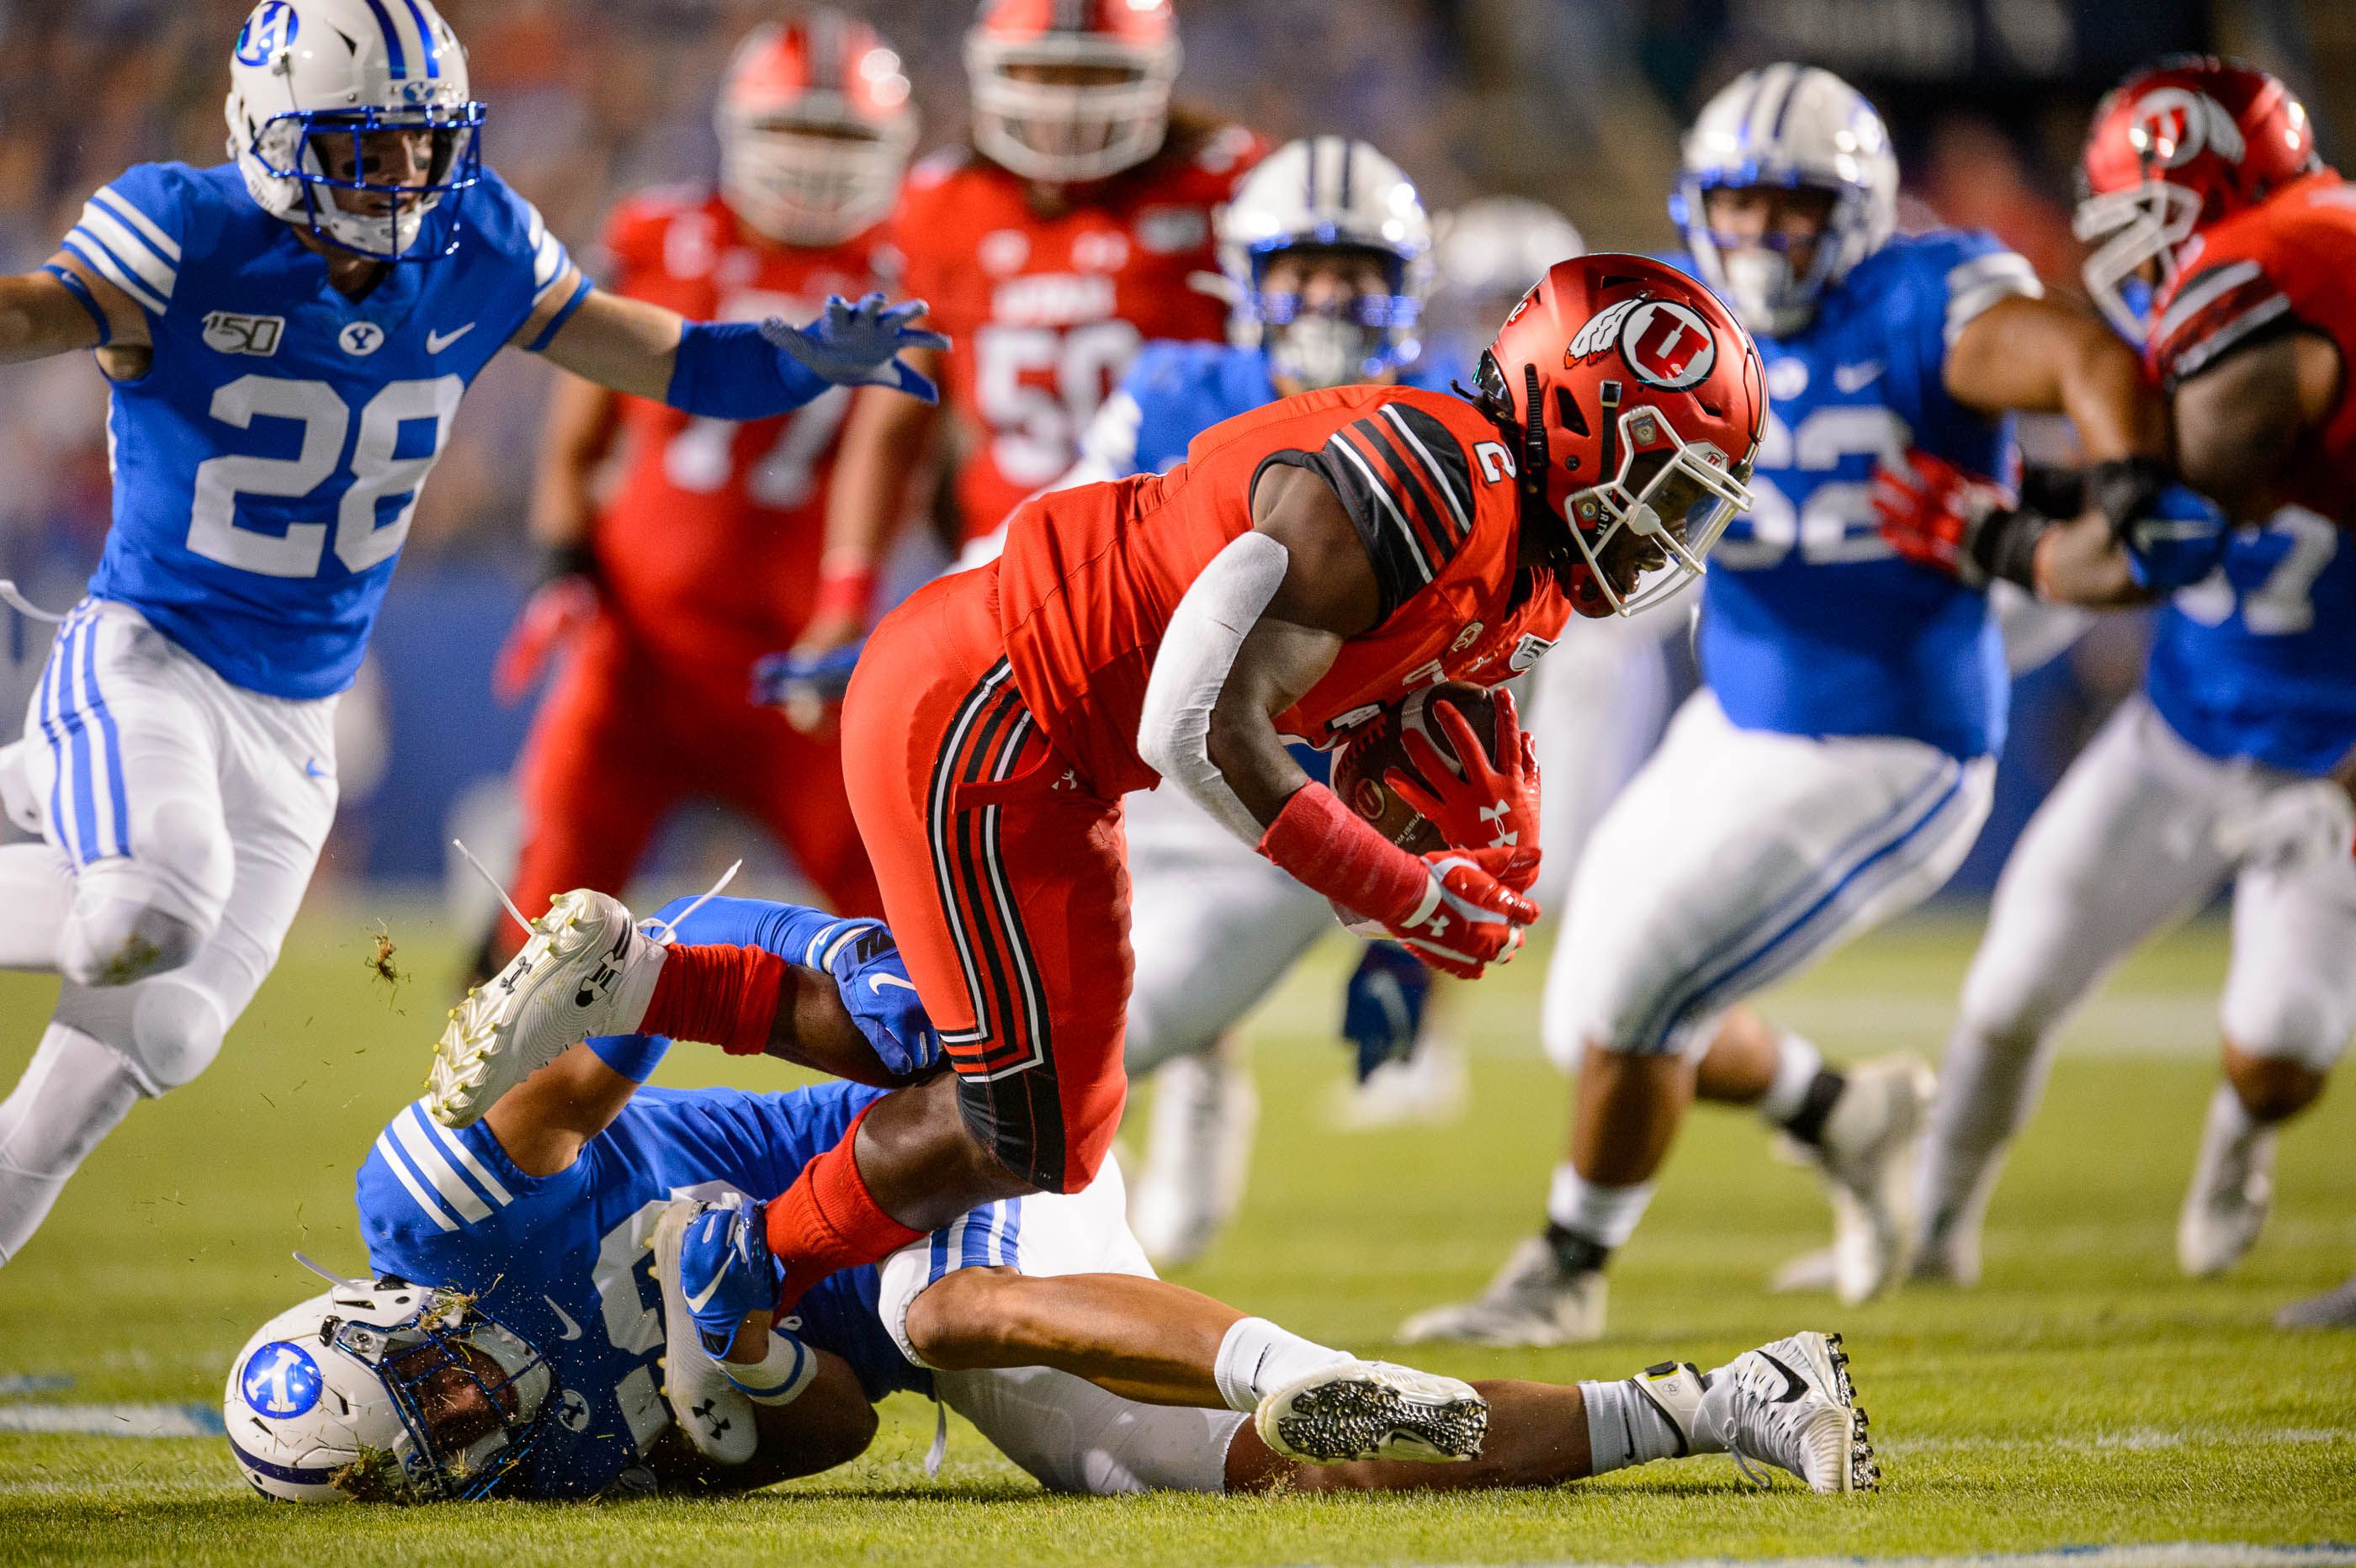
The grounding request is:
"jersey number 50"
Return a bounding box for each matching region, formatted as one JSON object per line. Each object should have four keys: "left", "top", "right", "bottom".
{"left": 187, "top": 373, "right": 464, "bottom": 579}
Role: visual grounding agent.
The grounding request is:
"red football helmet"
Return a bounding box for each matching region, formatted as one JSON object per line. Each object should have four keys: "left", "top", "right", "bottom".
{"left": 965, "top": 0, "right": 1181, "bottom": 184}
{"left": 2075, "top": 56, "right": 2320, "bottom": 341}
{"left": 1471, "top": 254, "right": 1764, "bottom": 617}
{"left": 719, "top": 12, "right": 916, "bottom": 246}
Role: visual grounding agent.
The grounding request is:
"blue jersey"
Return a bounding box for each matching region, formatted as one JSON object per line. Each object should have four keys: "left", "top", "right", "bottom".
{"left": 2147, "top": 507, "right": 2356, "bottom": 775}
{"left": 64, "top": 162, "right": 576, "bottom": 699}
{"left": 357, "top": 1082, "right": 921, "bottom": 1501}
{"left": 1679, "top": 233, "right": 2038, "bottom": 759}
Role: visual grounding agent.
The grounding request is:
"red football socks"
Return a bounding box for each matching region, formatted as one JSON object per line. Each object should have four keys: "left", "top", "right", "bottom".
{"left": 639, "top": 942, "right": 787, "bottom": 1057}
{"left": 764, "top": 1117, "right": 925, "bottom": 1313}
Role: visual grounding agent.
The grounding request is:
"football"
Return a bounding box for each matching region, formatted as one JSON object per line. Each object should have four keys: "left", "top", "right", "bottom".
{"left": 1329, "top": 681, "right": 1500, "bottom": 854}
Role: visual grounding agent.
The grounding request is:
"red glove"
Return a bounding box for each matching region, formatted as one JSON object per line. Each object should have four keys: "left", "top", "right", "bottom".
{"left": 1259, "top": 783, "right": 1538, "bottom": 981}
{"left": 493, "top": 575, "right": 598, "bottom": 705}
{"left": 1873, "top": 449, "right": 2014, "bottom": 587}
{"left": 1382, "top": 687, "right": 1541, "bottom": 891}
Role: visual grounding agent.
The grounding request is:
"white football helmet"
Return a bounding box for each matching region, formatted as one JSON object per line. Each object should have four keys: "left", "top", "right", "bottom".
{"left": 225, "top": 1275, "right": 557, "bottom": 1502}
{"left": 719, "top": 13, "right": 917, "bottom": 246}
{"left": 965, "top": 0, "right": 1181, "bottom": 185}
{"left": 1424, "top": 194, "right": 1584, "bottom": 368}
{"left": 223, "top": 0, "right": 486, "bottom": 261}
{"left": 1217, "top": 136, "right": 1434, "bottom": 389}
{"left": 1669, "top": 64, "right": 1898, "bottom": 336}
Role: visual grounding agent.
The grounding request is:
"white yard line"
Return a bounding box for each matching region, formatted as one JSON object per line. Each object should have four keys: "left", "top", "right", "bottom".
{"left": 0, "top": 1401, "right": 225, "bottom": 1438}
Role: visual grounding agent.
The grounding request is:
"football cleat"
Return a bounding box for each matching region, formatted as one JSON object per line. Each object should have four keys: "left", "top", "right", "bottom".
{"left": 1254, "top": 1359, "right": 1488, "bottom": 1465}
{"left": 2178, "top": 1087, "right": 2276, "bottom": 1278}
{"left": 1128, "top": 1046, "right": 1258, "bottom": 1268}
{"left": 1331, "top": 1035, "right": 1469, "bottom": 1132}
{"left": 1704, "top": 1330, "right": 1878, "bottom": 1494}
{"left": 1803, "top": 1054, "right": 1935, "bottom": 1304}
{"left": 1396, "top": 1236, "right": 1605, "bottom": 1347}
{"left": 2276, "top": 1274, "right": 2356, "bottom": 1330}
{"left": 651, "top": 1200, "right": 757, "bottom": 1465}
{"left": 426, "top": 889, "right": 664, "bottom": 1127}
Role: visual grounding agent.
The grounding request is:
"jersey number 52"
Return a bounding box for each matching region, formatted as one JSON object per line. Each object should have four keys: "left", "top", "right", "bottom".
{"left": 187, "top": 373, "right": 464, "bottom": 579}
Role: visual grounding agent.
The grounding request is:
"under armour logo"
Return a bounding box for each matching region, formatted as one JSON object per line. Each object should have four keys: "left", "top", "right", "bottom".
{"left": 690, "top": 1396, "right": 733, "bottom": 1434}
{"left": 1478, "top": 800, "right": 1519, "bottom": 848}
{"left": 575, "top": 961, "right": 618, "bottom": 1008}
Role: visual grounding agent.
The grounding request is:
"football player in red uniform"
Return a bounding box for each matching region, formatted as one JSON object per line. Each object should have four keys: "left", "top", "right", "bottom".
{"left": 1880, "top": 57, "right": 2356, "bottom": 1326}
{"left": 475, "top": 14, "right": 913, "bottom": 976}
{"left": 783, "top": 0, "right": 1263, "bottom": 669}
{"left": 434, "top": 256, "right": 1770, "bottom": 1327}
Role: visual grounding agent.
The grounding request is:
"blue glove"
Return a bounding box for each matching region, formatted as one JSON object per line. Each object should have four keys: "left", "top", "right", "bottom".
{"left": 751, "top": 637, "right": 867, "bottom": 708}
{"left": 762, "top": 292, "right": 948, "bottom": 404}
{"left": 2121, "top": 483, "right": 2230, "bottom": 591}
{"left": 677, "top": 1195, "right": 786, "bottom": 1359}
{"left": 1341, "top": 941, "right": 1432, "bottom": 1082}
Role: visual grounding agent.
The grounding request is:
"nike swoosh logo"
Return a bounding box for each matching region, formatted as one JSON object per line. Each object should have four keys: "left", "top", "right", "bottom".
{"left": 544, "top": 1295, "right": 584, "bottom": 1341}
{"left": 427, "top": 322, "right": 476, "bottom": 353}
{"left": 1833, "top": 360, "right": 1883, "bottom": 393}
{"left": 868, "top": 974, "right": 919, "bottom": 994}
{"left": 683, "top": 1273, "right": 723, "bottom": 1315}
{"left": 1757, "top": 1351, "right": 1809, "bottom": 1404}
{"left": 303, "top": 759, "right": 329, "bottom": 779}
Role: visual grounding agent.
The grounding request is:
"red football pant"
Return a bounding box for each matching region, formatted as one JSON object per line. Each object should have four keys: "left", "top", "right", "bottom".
{"left": 838, "top": 564, "right": 1132, "bottom": 1194}
{"left": 499, "top": 618, "right": 883, "bottom": 963}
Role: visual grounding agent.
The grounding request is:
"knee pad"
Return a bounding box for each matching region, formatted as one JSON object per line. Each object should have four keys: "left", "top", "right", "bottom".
{"left": 2221, "top": 987, "right": 2349, "bottom": 1076}
{"left": 60, "top": 900, "right": 203, "bottom": 988}
{"left": 123, "top": 982, "right": 228, "bottom": 1092}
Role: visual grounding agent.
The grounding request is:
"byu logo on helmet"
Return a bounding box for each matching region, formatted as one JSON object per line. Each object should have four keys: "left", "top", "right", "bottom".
{"left": 2130, "top": 87, "right": 2247, "bottom": 168}
{"left": 234, "top": 0, "right": 298, "bottom": 66}
{"left": 239, "top": 1341, "right": 324, "bottom": 1417}
{"left": 1617, "top": 299, "right": 1718, "bottom": 391}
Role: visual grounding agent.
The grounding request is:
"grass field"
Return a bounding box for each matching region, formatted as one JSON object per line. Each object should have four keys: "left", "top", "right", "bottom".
{"left": 2, "top": 897, "right": 2353, "bottom": 1566}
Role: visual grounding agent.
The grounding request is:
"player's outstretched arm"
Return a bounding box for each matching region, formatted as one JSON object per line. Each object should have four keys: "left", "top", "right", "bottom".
{"left": 0, "top": 254, "right": 148, "bottom": 363}
{"left": 523, "top": 268, "right": 947, "bottom": 415}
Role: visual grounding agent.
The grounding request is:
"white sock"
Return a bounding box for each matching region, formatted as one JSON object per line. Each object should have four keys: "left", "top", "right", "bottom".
{"left": 1546, "top": 1164, "right": 1656, "bottom": 1250}
{"left": 2202, "top": 1080, "right": 2267, "bottom": 1160}
{"left": 0, "top": 1025, "right": 144, "bottom": 1264}
{"left": 1915, "top": 1020, "right": 2053, "bottom": 1250}
{"left": 1579, "top": 1364, "right": 1727, "bottom": 1474}
{"left": 1754, "top": 1030, "right": 1823, "bottom": 1126}
{"left": 722, "top": 1329, "right": 819, "bottom": 1406}
{"left": 1212, "top": 1316, "right": 1353, "bottom": 1413}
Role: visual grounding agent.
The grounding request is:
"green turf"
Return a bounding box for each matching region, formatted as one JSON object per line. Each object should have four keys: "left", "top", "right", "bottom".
{"left": 2, "top": 899, "right": 2352, "bottom": 1565}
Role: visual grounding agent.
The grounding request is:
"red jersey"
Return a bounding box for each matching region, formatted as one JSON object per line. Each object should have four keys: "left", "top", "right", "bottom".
{"left": 995, "top": 384, "right": 1572, "bottom": 797}
{"left": 894, "top": 127, "right": 1264, "bottom": 538}
{"left": 2150, "top": 169, "right": 2356, "bottom": 525}
{"left": 591, "top": 188, "right": 898, "bottom": 688}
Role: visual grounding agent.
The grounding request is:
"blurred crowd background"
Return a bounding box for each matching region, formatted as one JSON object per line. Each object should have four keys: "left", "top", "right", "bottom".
{"left": 0, "top": 0, "right": 2338, "bottom": 895}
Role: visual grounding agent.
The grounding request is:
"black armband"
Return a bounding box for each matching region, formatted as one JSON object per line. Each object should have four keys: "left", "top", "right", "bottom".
{"left": 1964, "top": 505, "right": 2052, "bottom": 591}
{"left": 534, "top": 540, "right": 601, "bottom": 589}
{"left": 2087, "top": 454, "right": 2172, "bottom": 542}
{"left": 2016, "top": 462, "right": 2086, "bottom": 521}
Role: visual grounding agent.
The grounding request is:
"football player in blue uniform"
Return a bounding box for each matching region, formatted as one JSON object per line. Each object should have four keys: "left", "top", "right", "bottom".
{"left": 1878, "top": 59, "right": 2356, "bottom": 1303}
{"left": 0, "top": 0, "right": 946, "bottom": 1269}
{"left": 1403, "top": 64, "right": 2180, "bottom": 1346}
{"left": 224, "top": 893, "right": 1877, "bottom": 1501}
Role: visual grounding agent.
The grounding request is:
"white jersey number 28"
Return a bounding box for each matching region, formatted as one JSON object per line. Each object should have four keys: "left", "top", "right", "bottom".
{"left": 186, "top": 373, "right": 464, "bottom": 579}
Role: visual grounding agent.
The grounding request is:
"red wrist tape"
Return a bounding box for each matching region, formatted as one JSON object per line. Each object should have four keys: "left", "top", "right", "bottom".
{"left": 811, "top": 564, "right": 877, "bottom": 623}
{"left": 1255, "top": 783, "right": 1431, "bottom": 927}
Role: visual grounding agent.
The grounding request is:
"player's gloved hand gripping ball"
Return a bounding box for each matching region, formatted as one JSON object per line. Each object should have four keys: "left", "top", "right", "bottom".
{"left": 1334, "top": 682, "right": 1542, "bottom": 893}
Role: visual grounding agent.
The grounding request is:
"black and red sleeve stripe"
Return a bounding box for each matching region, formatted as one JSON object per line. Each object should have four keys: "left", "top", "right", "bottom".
{"left": 1255, "top": 401, "right": 1478, "bottom": 622}
{"left": 2152, "top": 257, "right": 2298, "bottom": 389}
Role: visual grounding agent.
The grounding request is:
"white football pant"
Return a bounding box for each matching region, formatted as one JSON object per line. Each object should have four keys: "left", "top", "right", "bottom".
{"left": 1546, "top": 690, "right": 1994, "bottom": 1064}
{"left": 0, "top": 599, "right": 336, "bottom": 1263}
{"left": 1918, "top": 696, "right": 2356, "bottom": 1250}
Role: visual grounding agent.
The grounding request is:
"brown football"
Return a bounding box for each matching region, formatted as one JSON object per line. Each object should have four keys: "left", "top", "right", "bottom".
{"left": 1329, "top": 681, "right": 1499, "bottom": 854}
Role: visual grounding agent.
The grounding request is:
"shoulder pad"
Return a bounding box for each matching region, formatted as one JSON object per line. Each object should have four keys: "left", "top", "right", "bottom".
{"left": 2152, "top": 247, "right": 2295, "bottom": 389}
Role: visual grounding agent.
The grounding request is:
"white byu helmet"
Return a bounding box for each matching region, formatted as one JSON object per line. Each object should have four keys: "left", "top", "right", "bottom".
{"left": 1669, "top": 63, "right": 1898, "bottom": 336}
{"left": 1424, "top": 194, "right": 1584, "bottom": 365}
{"left": 224, "top": 0, "right": 487, "bottom": 261}
{"left": 1217, "top": 136, "right": 1435, "bottom": 389}
{"left": 225, "top": 1274, "right": 557, "bottom": 1502}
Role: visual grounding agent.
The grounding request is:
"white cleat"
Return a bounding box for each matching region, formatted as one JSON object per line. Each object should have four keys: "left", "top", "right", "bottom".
{"left": 1128, "top": 1046, "right": 1259, "bottom": 1268}
{"left": 1255, "top": 1359, "right": 1488, "bottom": 1465}
{"left": 2178, "top": 1086, "right": 2275, "bottom": 1278}
{"left": 650, "top": 1200, "right": 757, "bottom": 1465}
{"left": 1704, "top": 1330, "right": 1878, "bottom": 1494}
{"left": 426, "top": 888, "right": 664, "bottom": 1128}
{"left": 2277, "top": 1274, "right": 2356, "bottom": 1329}
{"left": 1397, "top": 1236, "right": 1605, "bottom": 1347}
{"left": 1330, "top": 1035, "right": 1470, "bottom": 1131}
{"left": 1805, "top": 1055, "right": 1935, "bottom": 1305}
